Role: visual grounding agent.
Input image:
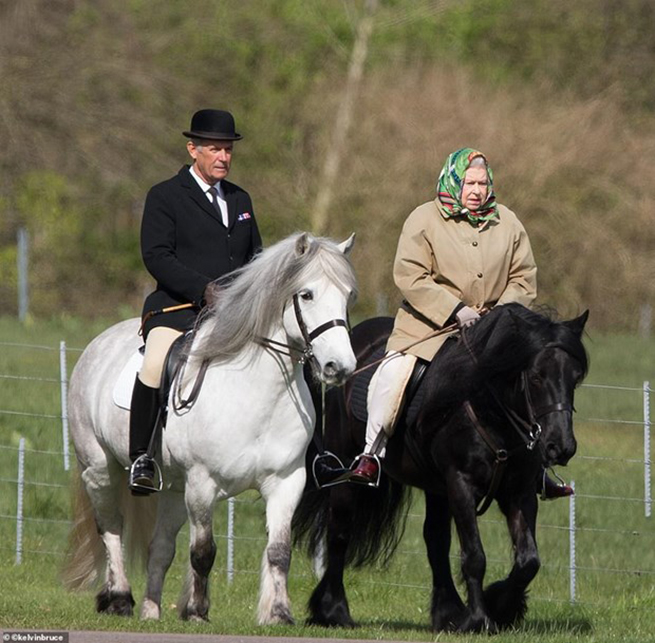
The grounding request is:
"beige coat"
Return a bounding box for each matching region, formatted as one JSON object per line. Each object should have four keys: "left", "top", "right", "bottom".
{"left": 386, "top": 199, "right": 537, "bottom": 361}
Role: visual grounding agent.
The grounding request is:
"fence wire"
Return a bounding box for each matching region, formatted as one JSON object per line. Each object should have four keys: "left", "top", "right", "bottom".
{"left": 0, "top": 340, "right": 653, "bottom": 611}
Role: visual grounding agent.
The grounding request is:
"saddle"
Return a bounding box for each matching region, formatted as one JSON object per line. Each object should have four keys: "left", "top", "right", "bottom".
{"left": 349, "top": 346, "right": 430, "bottom": 428}
{"left": 158, "top": 330, "right": 196, "bottom": 424}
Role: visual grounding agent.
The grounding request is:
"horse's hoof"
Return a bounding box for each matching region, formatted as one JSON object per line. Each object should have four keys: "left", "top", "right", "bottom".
{"left": 458, "top": 614, "right": 497, "bottom": 634}
{"left": 180, "top": 604, "right": 210, "bottom": 622}
{"left": 140, "top": 599, "right": 161, "bottom": 620}
{"left": 306, "top": 613, "right": 356, "bottom": 628}
{"left": 187, "top": 614, "right": 209, "bottom": 623}
{"left": 259, "top": 603, "right": 295, "bottom": 625}
{"left": 96, "top": 588, "right": 135, "bottom": 616}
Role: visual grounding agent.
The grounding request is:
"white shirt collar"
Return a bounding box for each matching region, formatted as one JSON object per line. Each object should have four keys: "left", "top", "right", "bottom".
{"left": 189, "top": 165, "right": 222, "bottom": 197}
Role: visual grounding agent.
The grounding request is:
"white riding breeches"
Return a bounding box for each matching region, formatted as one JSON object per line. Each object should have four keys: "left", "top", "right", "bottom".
{"left": 138, "top": 327, "right": 183, "bottom": 388}
{"left": 365, "top": 351, "right": 417, "bottom": 458}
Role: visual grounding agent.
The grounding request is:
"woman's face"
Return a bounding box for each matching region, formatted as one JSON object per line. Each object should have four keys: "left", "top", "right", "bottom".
{"left": 461, "top": 166, "right": 489, "bottom": 211}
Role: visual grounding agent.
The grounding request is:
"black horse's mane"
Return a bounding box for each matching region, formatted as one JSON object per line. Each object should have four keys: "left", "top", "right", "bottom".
{"left": 427, "top": 303, "right": 588, "bottom": 410}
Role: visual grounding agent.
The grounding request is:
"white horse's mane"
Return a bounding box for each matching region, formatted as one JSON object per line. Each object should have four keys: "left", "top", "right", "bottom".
{"left": 192, "top": 233, "right": 356, "bottom": 363}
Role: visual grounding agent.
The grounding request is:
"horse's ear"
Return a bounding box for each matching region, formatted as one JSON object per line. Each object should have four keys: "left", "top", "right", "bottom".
{"left": 564, "top": 309, "right": 589, "bottom": 337}
{"left": 295, "top": 232, "right": 312, "bottom": 256}
{"left": 337, "top": 233, "right": 356, "bottom": 256}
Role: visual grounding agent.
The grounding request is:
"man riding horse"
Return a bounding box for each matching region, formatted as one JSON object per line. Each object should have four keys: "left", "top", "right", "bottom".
{"left": 128, "top": 109, "right": 262, "bottom": 493}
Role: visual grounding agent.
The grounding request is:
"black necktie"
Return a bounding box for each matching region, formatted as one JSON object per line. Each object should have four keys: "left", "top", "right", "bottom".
{"left": 208, "top": 186, "right": 225, "bottom": 224}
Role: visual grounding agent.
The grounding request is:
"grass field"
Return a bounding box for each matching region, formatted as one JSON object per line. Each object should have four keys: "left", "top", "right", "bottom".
{"left": 0, "top": 316, "right": 654, "bottom": 642}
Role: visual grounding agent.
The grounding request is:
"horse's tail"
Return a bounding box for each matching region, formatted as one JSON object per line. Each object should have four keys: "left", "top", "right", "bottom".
{"left": 293, "top": 464, "right": 411, "bottom": 570}
{"left": 61, "top": 467, "right": 156, "bottom": 590}
{"left": 293, "top": 385, "right": 412, "bottom": 569}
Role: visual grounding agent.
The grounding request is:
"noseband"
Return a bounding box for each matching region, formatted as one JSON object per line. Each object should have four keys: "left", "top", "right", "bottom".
{"left": 258, "top": 293, "right": 349, "bottom": 373}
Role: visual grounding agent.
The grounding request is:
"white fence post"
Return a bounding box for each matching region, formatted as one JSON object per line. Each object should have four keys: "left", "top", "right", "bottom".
{"left": 17, "top": 227, "right": 29, "bottom": 322}
{"left": 645, "top": 381, "right": 651, "bottom": 518}
{"left": 569, "top": 480, "right": 576, "bottom": 604}
{"left": 227, "top": 497, "right": 235, "bottom": 583}
{"left": 60, "top": 341, "right": 70, "bottom": 471}
{"left": 16, "top": 438, "right": 25, "bottom": 565}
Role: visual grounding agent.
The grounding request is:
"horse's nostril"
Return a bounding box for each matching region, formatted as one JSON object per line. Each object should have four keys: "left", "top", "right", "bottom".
{"left": 324, "top": 361, "right": 337, "bottom": 376}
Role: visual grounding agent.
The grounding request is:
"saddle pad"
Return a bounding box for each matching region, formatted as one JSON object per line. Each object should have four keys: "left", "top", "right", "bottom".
{"left": 112, "top": 350, "right": 143, "bottom": 410}
{"left": 350, "top": 349, "right": 428, "bottom": 428}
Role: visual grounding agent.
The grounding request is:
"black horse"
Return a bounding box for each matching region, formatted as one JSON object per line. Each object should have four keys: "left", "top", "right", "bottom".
{"left": 293, "top": 303, "right": 588, "bottom": 633}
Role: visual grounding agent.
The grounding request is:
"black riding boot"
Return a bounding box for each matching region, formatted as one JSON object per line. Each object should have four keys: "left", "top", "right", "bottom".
{"left": 128, "top": 376, "right": 161, "bottom": 495}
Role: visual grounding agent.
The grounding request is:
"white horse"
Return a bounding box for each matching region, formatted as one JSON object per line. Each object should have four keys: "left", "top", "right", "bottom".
{"left": 63, "top": 232, "right": 357, "bottom": 624}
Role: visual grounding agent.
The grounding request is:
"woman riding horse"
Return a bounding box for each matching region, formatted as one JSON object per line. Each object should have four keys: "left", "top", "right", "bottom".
{"left": 347, "top": 148, "right": 571, "bottom": 499}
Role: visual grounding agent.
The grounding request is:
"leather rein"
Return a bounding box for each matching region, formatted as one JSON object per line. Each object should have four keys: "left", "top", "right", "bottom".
{"left": 460, "top": 330, "right": 574, "bottom": 515}
{"left": 172, "top": 293, "right": 349, "bottom": 413}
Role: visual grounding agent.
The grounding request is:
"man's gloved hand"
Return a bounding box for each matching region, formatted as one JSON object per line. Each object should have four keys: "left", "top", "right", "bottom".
{"left": 455, "top": 305, "right": 480, "bottom": 329}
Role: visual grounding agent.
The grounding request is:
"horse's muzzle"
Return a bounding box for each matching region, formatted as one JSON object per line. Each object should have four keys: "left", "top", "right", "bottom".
{"left": 545, "top": 437, "right": 577, "bottom": 467}
{"left": 321, "top": 361, "right": 353, "bottom": 386}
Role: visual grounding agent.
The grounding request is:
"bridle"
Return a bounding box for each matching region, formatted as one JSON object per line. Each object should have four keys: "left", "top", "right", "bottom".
{"left": 171, "top": 292, "right": 348, "bottom": 414}
{"left": 257, "top": 293, "right": 349, "bottom": 374}
{"left": 461, "top": 331, "right": 576, "bottom": 515}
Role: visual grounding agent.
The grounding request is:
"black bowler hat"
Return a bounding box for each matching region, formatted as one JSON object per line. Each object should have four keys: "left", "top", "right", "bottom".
{"left": 183, "top": 109, "right": 243, "bottom": 141}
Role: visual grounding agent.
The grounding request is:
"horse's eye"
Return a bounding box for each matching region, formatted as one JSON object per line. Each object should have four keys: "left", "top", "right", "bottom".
{"left": 300, "top": 290, "right": 313, "bottom": 301}
{"left": 530, "top": 373, "right": 542, "bottom": 386}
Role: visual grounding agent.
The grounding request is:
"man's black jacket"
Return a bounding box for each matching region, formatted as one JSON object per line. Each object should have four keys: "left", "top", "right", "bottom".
{"left": 140, "top": 165, "right": 262, "bottom": 337}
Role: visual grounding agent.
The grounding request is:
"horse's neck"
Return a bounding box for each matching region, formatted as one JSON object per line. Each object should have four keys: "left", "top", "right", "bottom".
{"left": 190, "top": 324, "right": 302, "bottom": 377}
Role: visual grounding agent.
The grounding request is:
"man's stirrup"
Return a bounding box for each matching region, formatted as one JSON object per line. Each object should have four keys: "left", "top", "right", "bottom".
{"left": 127, "top": 454, "right": 163, "bottom": 494}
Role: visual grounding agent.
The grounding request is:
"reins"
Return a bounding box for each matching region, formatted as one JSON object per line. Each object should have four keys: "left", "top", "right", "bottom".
{"left": 349, "top": 322, "right": 458, "bottom": 378}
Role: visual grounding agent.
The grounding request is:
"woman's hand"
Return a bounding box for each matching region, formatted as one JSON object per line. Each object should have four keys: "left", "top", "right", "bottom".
{"left": 455, "top": 306, "right": 480, "bottom": 328}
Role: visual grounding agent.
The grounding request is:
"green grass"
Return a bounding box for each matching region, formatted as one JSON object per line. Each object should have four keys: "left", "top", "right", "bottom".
{"left": 1, "top": 317, "right": 654, "bottom": 642}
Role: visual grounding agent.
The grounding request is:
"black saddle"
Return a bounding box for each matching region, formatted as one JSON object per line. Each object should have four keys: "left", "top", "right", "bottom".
{"left": 158, "top": 330, "right": 195, "bottom": 425}
{"left": 349, "top": 346, "right": 430, "bottom": 428}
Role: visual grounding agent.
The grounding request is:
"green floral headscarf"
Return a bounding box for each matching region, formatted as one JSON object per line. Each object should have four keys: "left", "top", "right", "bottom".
{"left": 436, "top": 148, "right": 498, "bottom": 224}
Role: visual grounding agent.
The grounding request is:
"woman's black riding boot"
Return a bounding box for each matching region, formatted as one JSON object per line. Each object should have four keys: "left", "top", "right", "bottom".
{"left": 128, "top": 376, "right": 161, "bottom": 495}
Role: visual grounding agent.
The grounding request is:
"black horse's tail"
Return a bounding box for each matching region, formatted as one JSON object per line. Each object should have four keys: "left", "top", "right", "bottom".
{"left": 293, "top": 382, "right": 413, "bottom": 569}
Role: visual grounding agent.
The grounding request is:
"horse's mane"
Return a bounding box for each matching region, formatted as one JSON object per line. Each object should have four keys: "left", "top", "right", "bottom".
{"left": 191, "top": 233, "right": 357, "bottom": 363}
{"left": 428, "top": 303, "right": 589, "bottom": 407}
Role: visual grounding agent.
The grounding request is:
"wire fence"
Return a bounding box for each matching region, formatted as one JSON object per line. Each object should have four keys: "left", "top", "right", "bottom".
{"left": 0, "top": 339, "right": 653, "bottom": 610}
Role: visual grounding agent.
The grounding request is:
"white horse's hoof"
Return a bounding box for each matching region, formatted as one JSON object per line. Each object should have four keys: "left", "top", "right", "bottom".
{"left": 259, "top": 607, "right": 295, "bottom": 625}
{"left": 140, "top": 599, "right": 161, "bottom": 620}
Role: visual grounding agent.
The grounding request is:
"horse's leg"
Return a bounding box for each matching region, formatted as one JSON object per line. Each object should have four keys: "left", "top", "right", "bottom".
{"left": 423, "top": 491, "right": 467, "bottom": 631}
{"left": 484, "top": 492, "right": 540, "bottom": 628}
{"left": 141, "top": 491, "right": 188, "bottom": 620}
{"left": 447, "top": 476, "right": 494, "bottom": 633}
{"left": 82, "top": 463, "right": 135, "bottom": 616}
{"left": 307, "top": 484, "right": 356, "bottom": 628}
{"left": 179, "top": 476, "right": 217, "bottom": 622}
{"left": 258, "top": 468, "right": 307, "bottom": 625}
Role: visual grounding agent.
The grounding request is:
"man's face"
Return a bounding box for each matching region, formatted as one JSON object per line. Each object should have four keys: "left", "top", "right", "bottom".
{"left": 187, "top": 139, "right": 234, "bottom": 184}
{"left": 461, "top": 166, "right": 489, "bottom": 211}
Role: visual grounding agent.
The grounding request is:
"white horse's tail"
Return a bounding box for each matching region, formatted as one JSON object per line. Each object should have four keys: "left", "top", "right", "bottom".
{"left": 62, "top": 468, "right": 156, "bottom": 590}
